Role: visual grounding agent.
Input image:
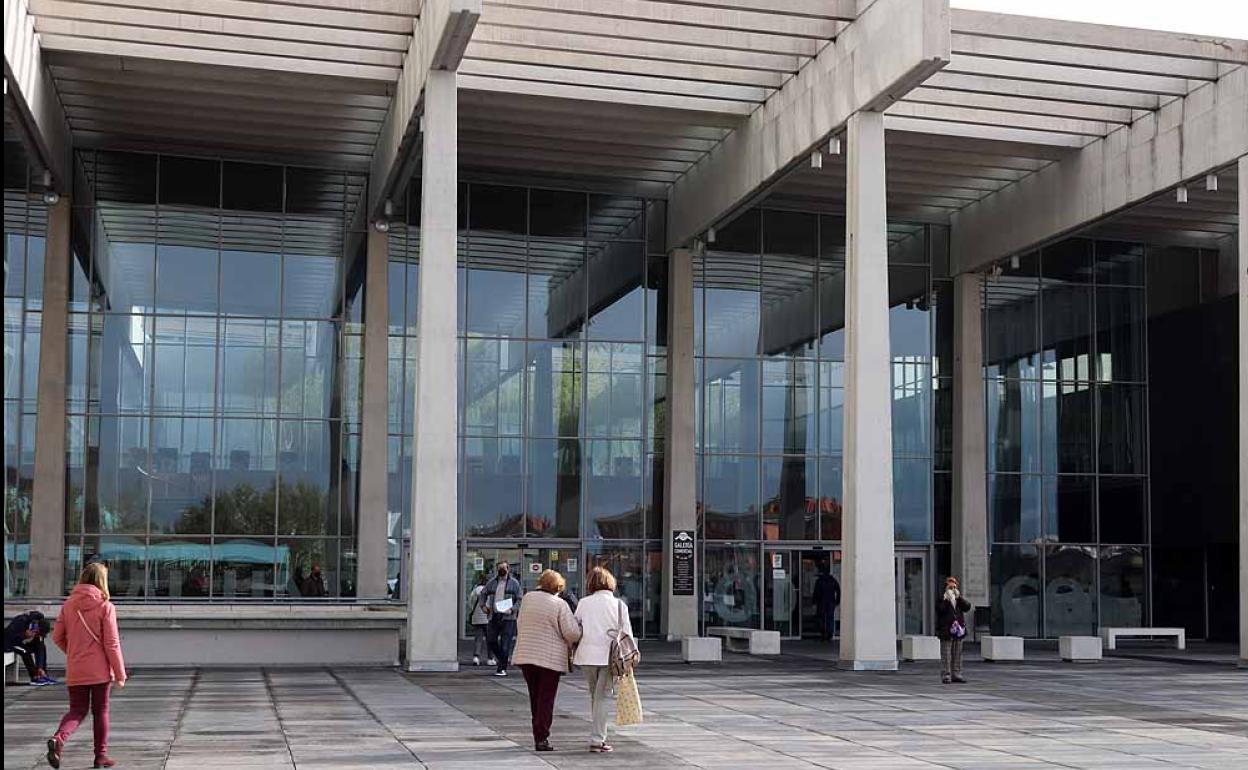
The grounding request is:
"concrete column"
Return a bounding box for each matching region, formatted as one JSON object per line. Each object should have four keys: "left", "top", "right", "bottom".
{"left": 407, "top": 69, "right": 459, "bottom": 671}
{"left": 839, "top": 110, "right": 897, "bottom": 671}
{"left": 663, "top": 247, "right": 699, "bottom": 640}
{"left": 29, "top": 195, "right": 71, "bottom": 597}
{"left": 1238, "top": 154, "right": 1247, "bottom": 666}
{"left": 357, "top": 229, "right": 390, "bottom": 598}
{"left": 952, "top": 272, "right": 989, "bottom": 612}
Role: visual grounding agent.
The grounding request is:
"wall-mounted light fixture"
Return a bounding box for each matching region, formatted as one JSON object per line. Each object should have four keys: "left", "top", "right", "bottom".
{"left": 1205, "top": 173, "right": 1218, "bottom": 192}
{"left": 1176, "top": 185, "right": 1188, "bottom": 203}
{"left": 810, "top": 150, "right": 823, "bottom": 169}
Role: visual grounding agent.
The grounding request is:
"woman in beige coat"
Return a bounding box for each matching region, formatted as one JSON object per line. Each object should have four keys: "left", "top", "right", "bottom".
{"left": 511, "top": 569, "right": 582, "bottom": 752}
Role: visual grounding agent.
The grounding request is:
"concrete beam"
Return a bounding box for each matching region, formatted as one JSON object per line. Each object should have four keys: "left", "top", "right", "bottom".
{"left": 369, "top": 0, "right": 480, "bottom": 219}
{"left": 4, "top": 0, "right": 72, "bottom": 190}
{"left": 1239, "top": 154, "right": 1247, "bottom": 666}
{"left": 665, "top": 0, "right": 950, "bottom": 251}
{"left": 950, "top": 67, "right": 1248, "bottom": 274}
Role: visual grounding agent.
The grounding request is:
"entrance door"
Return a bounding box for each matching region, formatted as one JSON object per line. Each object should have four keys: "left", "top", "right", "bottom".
{"left": 462, "top": 544, "right": 583, "bottom": 637}
{"left": 895, "top": 551, "right": 928, "bottom": 637}
{"left": 763, "top": 549, "right": 798, "bottom": 637}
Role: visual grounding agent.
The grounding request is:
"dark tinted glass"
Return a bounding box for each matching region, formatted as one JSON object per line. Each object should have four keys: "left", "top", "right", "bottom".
{"left": 818, "top": 215, "right": 845, "bottom": 261}
{"left": 645, "top": 200, "right": 666, "bottom": 256}
{"left": 760, "top": 359, "right": 815, "bottom": 454}
{"left": 94, "top": 152, "right": 157, "bottom": 204}
{"left": 1044, "top": 545, "right": 1096, "bottom": 636}
{"left": 703, "top": 358, "right": 759, "bottom": 453}
{"left": 469, "top": 185, "right": 526, "bottom": 234}
{"left": 703, "top": 251, "right": 760, "bottom": 357}
{"left": 646, "top": 256, "right": 668, "bottom": 349}
{"left": 155, "top": 210, "right": 219, "bottom": 315}
{"left": 987, "top": 379, "right": 1041, "bottom": 473}
{"left": 589, "top": 194, "right": 644, "bottom": 241}
{"left": 888, "top": 225, "right": 927, "bottom": 264}
{"left": 989, "top": 473, "right": 1041, "bottom": 542}
{"left": 1041, "top": 283, "right": 1091, "bottom": 380}
{"left": 762, "top": 243, "right": 817, "bottom": 357}
{"left": 149, "top": 416, "right": 214, "bottom": 533}
{"left": 763, "top": 210, "right": 816, "bottom": 258}
{"left": 817, "top": 261, "right": 845, "bottom": 359}
{"left": 465, "top": 233, "right": 525, "bottom": 337}
{"left": 1041, "top": 238, "right": 1093, "bottom": 283}
{"left": 894, "top": 457, "right": 931, "bottom": 541}
{"left": 583, "top": 439, "right": 643, "bottom": 538}
{"left": 990, "top": 545, "right": 1040, "bottom": 637}
{"left": 159, "top": 156, "right": 220, "bottom": 208}
{"left": 1044, "top": 475, "right": 1094, "bottom": 542}
{"left": 933, "top": 471, "right": 951, "bottom": 541}
{"left": 1098, "top": 476, "right": 1146, "bottom": 544}
{"left": 933, "top": 377, "right": 953, "bottom": 471}
{"left": 527, "top": 437, "right": 581, "bottom": 537}
{"left": 526, "top": 340, "right": 582, "bottom": 437}
{"left": 287, "top": 168, "right": 344, "bottom": 217}
{"left": 932, "top": 280, "right": 954, "bottom": 378}
{"left": 529, "top": 239, "right": 585, "bottom": 339}
{"left": 1100, "top": 546, "right": 1146, "bottom": 626}
{"left": 1098, "top": 383, "right": 1146, "bottom": 474}
{"left": 1043, "top": 383, "right": 1093, "bottom": 474}
{"left": 702, "top": 455, "right": 759, "bottom": 540}
{"left": 223, "top": 162, "right": 283, "bottom": 212}
{"left": 714, "top": 208, "right": 760, "bottom": 254}
{"left": 531, "top": 188, "right": 586, "bottom": 238}
{"left": 1095, "top": 287, "right": 1145, "bottom": 382}
{"left": 462, "top": 437, "right": 524, "bottom": 537}
{"left": 818, "top": 455, "right": 842, "bottom": 539}
{"left": 984, "top": 277, "right": 1038, "bottom": 378}
{"left": 586, "top": 241, "right": 644, "bottom": 341}
{"left": 1095, "top": 240, "right": 1144, "bottom": 286}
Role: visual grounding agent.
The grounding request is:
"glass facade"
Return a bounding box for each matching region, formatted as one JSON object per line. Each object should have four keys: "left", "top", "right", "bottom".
{"left": 4, "top": 142, "right": 48, "bottom": 598}
{"left": 985, "top": 238, "right": 1149, "bottom": 637}
{"left": 63, "top": 151, "right": 365, "bottom": 598}
{"left": 387, "top": 181, "right": 667, "bottom": 635}
{"left": 695, "top": 207, "right": 951, "bottom": 632}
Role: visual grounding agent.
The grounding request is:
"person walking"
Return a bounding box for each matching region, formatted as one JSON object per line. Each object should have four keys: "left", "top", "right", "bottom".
{"left": 511, "top": 569, "right": 582, "bottom": 752}
{"left": 573, "top": 566, "right": 636, "bottom": 753}
{"left": 483, "top": 561, "right": 522, "bottom": 676}
{"left": 466, "top": 574, "right": 490, "bottom": 666}
{"left": 936, "top": 575, "right": 972, "bottom": 684}
{"left": 46, "top": 562, "right": 127, "bottom": 769}
{"left": 811, "top": 565, "right": 841, "bottom": 642}
{"left": 4, "top": 610, "right": 56, "bottom": 686}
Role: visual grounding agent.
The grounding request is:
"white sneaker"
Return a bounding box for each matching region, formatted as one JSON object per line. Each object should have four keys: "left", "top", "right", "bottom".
{"left": 487, "top": 658, "right": 497, "bottom": 666}
{"left": 494, "top": 669, "right": 507, "bottom": 677}
{"left": 472, "top": 656, "right": 480, "bottom": 666}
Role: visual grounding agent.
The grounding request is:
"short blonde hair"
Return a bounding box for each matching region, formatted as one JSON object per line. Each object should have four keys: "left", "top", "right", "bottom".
{"left": 537, "top": 569, "right": 565, "bottom": 594}
{"left": 80, "top": 562, "right": 110, "bottom": 602}
{"left": 586, "top": 566, "right": 616, "bottom": 594}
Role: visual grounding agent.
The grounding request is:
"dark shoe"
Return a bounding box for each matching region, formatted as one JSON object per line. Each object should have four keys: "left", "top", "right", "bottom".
{"left": 94, "top": 757, "right": 116, "bottom": 768}
{"left": 952, "top": 675, "right": 967, "bottom": 684}
{"left": 941, "top": 676, "right": 952, "bottom": 684}
{"left": 535, "top": 741, "right": 554, "bottom": 752}
{"left": 46, "top": 738, "right": 62, "bottom": 769}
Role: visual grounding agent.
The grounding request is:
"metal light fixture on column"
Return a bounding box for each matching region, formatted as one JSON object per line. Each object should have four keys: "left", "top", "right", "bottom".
{"left": 810, "top": 150, "right": 823, "bottom": 169}
{"left": 828, "top": 136, "right": 842, "bottom": 155}
{"left": 41, "top": 170, "right": 59, "bottom": 205}
{"left": 1205, "top": 173, "right": 1218, "bottom": 192}
{"left": 706, "top": 226, "right": 717, "bottom": 244}
{"left": 1176, "top": 185, "right": 1188, "bottom": 203}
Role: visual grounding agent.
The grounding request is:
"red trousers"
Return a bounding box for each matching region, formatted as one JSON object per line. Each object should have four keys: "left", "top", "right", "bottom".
{"left": 519, "top": 664, "right": 562, "bottom": 745}
{"left": 54, "top": 682, "right": 111, "bottom": 758}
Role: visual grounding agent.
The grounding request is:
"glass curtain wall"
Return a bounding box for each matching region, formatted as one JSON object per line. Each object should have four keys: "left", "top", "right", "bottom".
{"left": 985, "top": 238, "right": 1149, "bottom": 637}
{"left": 64, "top": 151, "right": 365, "bottom": 599}
{"left": 387, "top": 180, "right": 667, "bottom": 636}
{"left": 696, "top": 207, "right": 950, "bottom": 631}
{"left": 4, "top": 142, "right": 48, "bottom": 597}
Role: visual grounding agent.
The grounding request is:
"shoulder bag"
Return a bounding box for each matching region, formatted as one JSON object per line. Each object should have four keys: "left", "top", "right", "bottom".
{"left": 606, "top": 598, "right": 640, "bottom": 679}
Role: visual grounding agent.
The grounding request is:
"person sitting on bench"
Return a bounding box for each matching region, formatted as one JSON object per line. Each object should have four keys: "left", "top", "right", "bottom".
{"left": 4, "top": 611, "right": 57, "bottom": 686}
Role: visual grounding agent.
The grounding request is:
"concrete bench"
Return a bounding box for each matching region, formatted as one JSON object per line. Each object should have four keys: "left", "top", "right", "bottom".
{"left": 706, "top": 627, "right": 781, "bottom": 655}
{"left": 681, "top": 636, "right": 723, "bottom": 663}
{"left": 981, "top": 635, "right": 1024, "bottom": 661}
{"left": 1101, "top": 627, "right": 1185, "bottom": 651}
{"left": 1060, "top": 635, "right": 1102, "bottom": 662}
{"left": 901, "top": 635, "right": 940, "bottom": 661}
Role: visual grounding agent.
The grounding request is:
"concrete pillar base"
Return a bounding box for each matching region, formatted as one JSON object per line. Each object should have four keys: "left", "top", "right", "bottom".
{"left": 838, "top": 659, "right": 899, "bottom": 672}
{"left": 407, "top": 661, "right": 460, "bottom": 673}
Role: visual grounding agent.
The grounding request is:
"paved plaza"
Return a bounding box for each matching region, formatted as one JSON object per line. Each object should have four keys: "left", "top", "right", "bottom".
{"left": 4, "top": 646, "right": 1247, "bottom": 770}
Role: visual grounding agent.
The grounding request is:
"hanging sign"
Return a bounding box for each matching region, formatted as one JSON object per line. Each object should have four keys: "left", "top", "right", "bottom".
{"left": 672, "top": 530, "right": 695, "bottom": 596}
{"left": 529, "top": 562, "right": 543, "bottom": 574}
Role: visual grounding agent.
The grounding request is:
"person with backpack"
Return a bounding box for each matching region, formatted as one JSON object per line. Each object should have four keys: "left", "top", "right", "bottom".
{"left": 4, "top": 610, "right": 56, "bottom": 686}
{"left": 46, "top": 562, "right": 127, "bottom": 769}
{"left": 511, "top": 569, "right": 582, "bottom": 752}
{"left": 573, "top": 566, "right": 639, "bottom": 753}
{"left": 936, "top": 575, "right": 972, "bottom": 684}
{"left": 466, "top": 573, "right": 491, "bottom": 666}
{"left": 482, "top": 561, "right": 523, "bottom": 676}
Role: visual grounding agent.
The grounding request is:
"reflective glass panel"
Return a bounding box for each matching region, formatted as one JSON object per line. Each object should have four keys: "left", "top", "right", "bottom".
{"left": 584, "top": 439, "right": 643, "bottom": 539}
{"left": 891, "top": 362, "right": 930, "bottom": 457}
{"left": 761, "top": 358, "right": 815, "bottom": 455}
{"left": 213, "top": 418, "right": 277, "bottom": 535}
{"left": 761, "top": 456, "right": 817, "bottom": 540}
{"left": 1098, "top": 475, "right": 1146, "bottom": 544}
{"left": 212, "top": 538, "right": 275, "bottom": 598}
{"left": 1095, "top": 241, "right": 1145, "bottom": 286}
{"left": 586, "top": 241, "right": 643, "bottom": 341}
{"left": 1041, "top": 382, "right": 1093, "bottom": 474}
{"left": 585, "top": 342, "right": 643, "bottom": 439}
{"left": 1095, "top": 287, "right": 1145, "bottom": 383}
{"left": 703, "top": 543, "right": 761, "bottom": 630}
{"left": 817, "top": 361, "right": 843, "bottom": 455}
{"left": 1100, "top": 546, "right": 1146, "bottom": 627}
{"left": 984, "top": 277, "right": 1039, "bottom": 379}
{"left": 463, "top": 337, "right": 525, "bottom": 436}
{"left": 149, "top": 416, "right": 214, "bottom": 534}
{"left": 155, "top": 210, "right": 219, "bottom": 315}
{"left": 894, "top": 457, "right": 931, "bottom": 542}
{"left": 703, "top": 358, "right": 759, "bottom": 453}
{"left": 527, "top": 437, "right": 581, "bottom": 538}
{"left": 219, "top": 318, "right": 280, "bottom": 416}
{"left": 466, "top": 234, "right": 526, "bottom": 338}
{"left": 1097, "top": 383, "right": 1146, "bottom": 475}
{"left": 990, "top": 545, "right": 1040, "bottom": 637}
{"left": 986, "top": 379, "right": 1041, "bottom": 473}
{"left": 220, "top": 215, "right": 282, "bottom": 317}
{"left": 462, "top": 436, "right": 524, "bottom": 537}
{"left": 529, "top": 239, "right": 585, "bottom": 339}
{"left": 85, "top": 416, "right": 149, "bottom": 534}
{"left": 148, "top": 538, "right": 211, "bottom": 597}
{"left": 1044, "top": 544, "right": 1097, "bottom": 637}
{"left": 988, "top": 474, "right": 1041, "bottom": 543}
{"left": 702, "top": 455, "right": 758, "bottom": 541}
{"left": 818, "top": 456, "right": 842, "bottom": 540}
{"left": 1041, "top": 283, "right": 1092, "bottom": 381}
{"left": 277, "top": 420, "right": 336, "bottom": 536}
{"left": 1043, "top": 475, "right": 1095, "bottom": 542}
{"left": 526, "top": 340, "right": 582, "bottom": 437}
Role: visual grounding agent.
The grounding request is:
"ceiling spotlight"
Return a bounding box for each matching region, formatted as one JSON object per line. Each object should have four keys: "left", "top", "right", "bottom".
{"left": 1010, "top": 255, "right": 1020, "bottom": 270}
{"left": 706, "top": 226, "right": 717, "bottom": 244}
{"left": 1205, "top": 173, "right": 1218, "bottom": 192}
{"left": 1176, "top": 185, "right": 1188, "bottom": 203}
{"left": 373, "top": 219, "right": 390, "bottom": 233}
{"left": 384, "top": 199, "right": 395, "bottom": 218}
{"left": 828, "top": 137, "right": 842, "bottom": 155}
{"left": 810, "top": 150, "right": 823, "bottom": 170}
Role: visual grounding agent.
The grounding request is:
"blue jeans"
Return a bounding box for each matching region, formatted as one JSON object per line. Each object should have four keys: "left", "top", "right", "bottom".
{"left": 487, "top": 617, "right": 516, "bottom": 671}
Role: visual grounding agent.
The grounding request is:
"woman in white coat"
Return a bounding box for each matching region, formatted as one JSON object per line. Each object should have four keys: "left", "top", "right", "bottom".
{"left": 573, "top": 566, "right": 635, "bottom": 753}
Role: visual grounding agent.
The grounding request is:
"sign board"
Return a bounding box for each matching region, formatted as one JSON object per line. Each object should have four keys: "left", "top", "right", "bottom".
{"left": 772, "top": 569, "right": 786, "bottom": 580}
{"left": 529, "top": 562, "right": 543, "bottom": 574}
{"left": 567, "top": 558, "right": 578, "bottom": 573}
{"left": 770, "top": 553, "right": 783, "bottom": 569}
{"left": 473, "top": 557, "right": 484, "bottom": 571}
{"left": 672, "top": 530, "right": 695, "bottom": 596}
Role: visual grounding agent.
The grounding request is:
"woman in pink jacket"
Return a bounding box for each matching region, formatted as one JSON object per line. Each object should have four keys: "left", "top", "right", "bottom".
{"left": 46, "top": 562, "right": 127, "bottom": 769}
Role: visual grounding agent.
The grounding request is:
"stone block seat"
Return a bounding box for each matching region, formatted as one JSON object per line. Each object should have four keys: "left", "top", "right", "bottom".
{"left": 981, "top": 635, "right": 1025, "bottom": 661}
{"left": 901, "top": 635, "right": 940, "bottom": 661}
{"left": 681, "top": 636, "right": 723, "bottom": 662}
{"left": 706, "top": 627, "right": 781, "bottom": 655}
{"left": 1060, "top": 635, "right": 1103, "bottom": 662}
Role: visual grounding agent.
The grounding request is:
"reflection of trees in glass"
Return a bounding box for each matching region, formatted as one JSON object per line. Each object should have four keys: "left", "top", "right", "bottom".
{"left": 174, "top": 480, "right": 329, "bottom": 536}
